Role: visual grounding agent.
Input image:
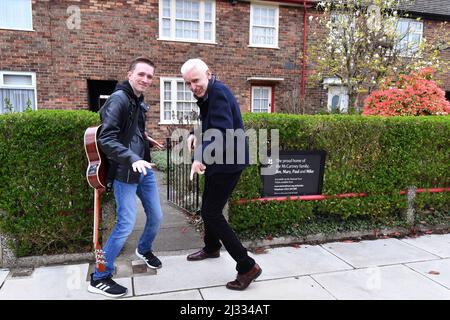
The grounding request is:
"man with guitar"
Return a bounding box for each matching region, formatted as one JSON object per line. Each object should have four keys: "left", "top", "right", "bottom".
{"left": 88, "top": 57, "right": 164, "bottom": 298}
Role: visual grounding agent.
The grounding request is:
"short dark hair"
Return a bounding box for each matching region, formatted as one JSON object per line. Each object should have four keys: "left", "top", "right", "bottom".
{"left": 128, "top": 57, "right": 155, "bottom": 72}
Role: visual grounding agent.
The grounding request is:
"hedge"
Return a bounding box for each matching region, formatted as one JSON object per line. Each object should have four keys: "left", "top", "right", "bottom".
{"left": 229, "top": 114, "right": 450, "bottom": 239}
{"left": 1, "top": 111, "right": 449, "bottom": 255}
{"left": 0, "top": 110, "right": 100, "bottom": 257}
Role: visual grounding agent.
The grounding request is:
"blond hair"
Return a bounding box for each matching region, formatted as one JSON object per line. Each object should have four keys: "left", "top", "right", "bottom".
{"left": 181, "top": 58, "right": 209, "bottom": 75}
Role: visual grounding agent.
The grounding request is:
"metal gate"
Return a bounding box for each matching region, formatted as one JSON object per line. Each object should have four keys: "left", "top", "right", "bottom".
{"left": 166, "top": 138, "right": 201, "bottom": 214}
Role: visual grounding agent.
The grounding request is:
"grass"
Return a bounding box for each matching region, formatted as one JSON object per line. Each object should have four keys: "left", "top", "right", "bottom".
{"left": 151, "top": 150, "right": 168, "bottom": 171}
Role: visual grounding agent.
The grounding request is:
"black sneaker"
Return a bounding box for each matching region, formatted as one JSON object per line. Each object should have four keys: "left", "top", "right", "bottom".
{"left": 88, "top": 273, "right": 128, "bottom": 298}
{"left": 135, "top": 248, "right": 162, "bottom": 269}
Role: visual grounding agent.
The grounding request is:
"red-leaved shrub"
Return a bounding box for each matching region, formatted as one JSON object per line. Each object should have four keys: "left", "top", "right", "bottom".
{"left": 363, "top": 68, "right": 450, "bottom": 116}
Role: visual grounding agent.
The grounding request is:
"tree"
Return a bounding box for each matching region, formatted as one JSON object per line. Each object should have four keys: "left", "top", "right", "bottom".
{"left": 307, "top": 0, "right": 450, "bottom": 112}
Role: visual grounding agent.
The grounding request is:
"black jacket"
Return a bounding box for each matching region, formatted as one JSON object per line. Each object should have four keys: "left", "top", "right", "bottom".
{"left": 194, "top": 76, "right": 249, "bottom": 176}
{"left": 98, "top": 81, "right": 151, "bottom": 184}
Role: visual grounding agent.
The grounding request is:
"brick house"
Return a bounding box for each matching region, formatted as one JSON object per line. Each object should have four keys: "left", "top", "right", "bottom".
{"left": 1, "top": 0, "right": 449, "bottom": 139}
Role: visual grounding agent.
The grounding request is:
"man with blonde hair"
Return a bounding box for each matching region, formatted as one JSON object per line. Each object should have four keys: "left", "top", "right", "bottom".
{"left": 181, "top": 58, "right": 262, "bottom": 291}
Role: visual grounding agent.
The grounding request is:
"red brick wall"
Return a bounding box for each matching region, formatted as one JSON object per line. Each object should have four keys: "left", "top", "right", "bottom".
{"left": 1, "top": 1, "right": 449, "bottom": 139}
{"left": 0, "top": 1, "right": 310, "bottom": 139}
{"left": 423, "top": 19, "right": 450, "bottom": 91}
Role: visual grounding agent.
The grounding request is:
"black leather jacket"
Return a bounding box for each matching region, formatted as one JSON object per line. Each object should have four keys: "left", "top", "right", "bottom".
{"left": 98, "top": 81, "right": 151, "bottom": 184}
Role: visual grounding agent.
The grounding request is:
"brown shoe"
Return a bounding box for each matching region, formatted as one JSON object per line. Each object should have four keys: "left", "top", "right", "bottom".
{"left": 186, "top": 249, "right": 220, "bottom": 261}
{"left": 226, "top": 263, "right": 262, "bottom": 291}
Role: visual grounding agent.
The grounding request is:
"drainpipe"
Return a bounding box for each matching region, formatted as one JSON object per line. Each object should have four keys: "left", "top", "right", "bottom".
{"left": 301, "top": 0, "right": 308, "bottom": 98}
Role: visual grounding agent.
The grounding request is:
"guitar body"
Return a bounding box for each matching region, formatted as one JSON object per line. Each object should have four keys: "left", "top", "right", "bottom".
{"left": 84, "top": 125, "right": 107, "bottom": 189}
{"left": 84, "top": 125, "right": 107, "bottom": 273}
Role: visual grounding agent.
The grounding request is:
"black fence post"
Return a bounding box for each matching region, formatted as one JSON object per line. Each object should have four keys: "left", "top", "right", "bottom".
{"left": 166, "top": 137, "right": 170, "bottom": 202}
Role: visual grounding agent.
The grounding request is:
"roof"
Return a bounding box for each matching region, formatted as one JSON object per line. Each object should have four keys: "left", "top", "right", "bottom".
{"left": 400, "top": 0, "right": 450, "bottom": 18}
{"left": 264, "top": 0, "right": 450, "bottom": 18}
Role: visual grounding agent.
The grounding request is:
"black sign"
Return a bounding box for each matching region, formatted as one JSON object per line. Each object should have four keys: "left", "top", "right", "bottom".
{"left": 262, "top": 150, "right": 326, "bottom": 197}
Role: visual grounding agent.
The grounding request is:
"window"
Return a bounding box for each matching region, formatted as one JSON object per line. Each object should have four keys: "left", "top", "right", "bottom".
{"left": 159, "top": 0, "right": 215, "bottom": 43}
{"left": 251, "top": 86, "right": 272, "bottom": 113}
{"left": 323, "top": 77, "right": 348, "bottom": 113}
{"left": 160, "top": 78, "right": 200, "bottom": 124}
{"left": 395, "top": 18, "right": 423, "bottom": 56}
{"left": 0, "top": 71, "right": 37, "bottom": 113}
{"left": 249, "top": 3, "right": 279, "bottom": 48}
{"left": 330, "top": 12, "right": 351, "bottom": 35}
{"left": 0, "top": 0, "right": 33, "bottom": 31}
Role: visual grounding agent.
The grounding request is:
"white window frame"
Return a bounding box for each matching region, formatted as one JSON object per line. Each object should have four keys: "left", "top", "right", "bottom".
{"left": 159, "top": 77, "right": 199, "bottom": 125}
{"left": 158, "top": 0, "right": 216, "bottom": 44}
{"left": 249, "top": 2, "right": 279, "bottom": 49}
{"left": 251, "top": 86, "right": 272, "bottom": 113}
{"left": 0, "top": 0, "right": 34, "bottom": 31}
{"left": 395, "top": 18, "right": 423, "bottom": 57}
{"left": 0, "top": 71, "right": 38, "bottom": 112}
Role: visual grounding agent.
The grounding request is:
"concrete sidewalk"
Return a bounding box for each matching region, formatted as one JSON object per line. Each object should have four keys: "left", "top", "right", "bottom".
{"left": 0, "top": 233, "right": 449, "bottom": 300}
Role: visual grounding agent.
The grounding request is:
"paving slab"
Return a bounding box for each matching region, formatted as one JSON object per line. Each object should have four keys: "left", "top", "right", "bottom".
{"left": 321, "top": 238, "right": 439, "bottom": 268}
{"left": 312, "top": 264, "right": 450, "bottom": 300}
{"left": 406, "top": 258, "right": 450, "bottom": 290}
{"left": 0, "top": 269, "right": 9, "bottom": 288}
{"left": 254, "top": 245, "right": 353, "bottom": 281}
{"left": 117, "top": 169, "right": 203, "bottom": 260}
{"left": 200, "top": 276, "right": 336, "bottom": 300}
{"left": 134, "top": 198, "right": 190, "bottom": 231}
{"left": 133, "top": 252, "right": 237, "bottom": 296}
{"left": 0, "top": 264, "right": 132, "bottom": 300}
{"left": 126, "top": 289, "right": 203, "bottom": 300}
{"left": 401, "top": 234, "right": 450, "bottom": 258}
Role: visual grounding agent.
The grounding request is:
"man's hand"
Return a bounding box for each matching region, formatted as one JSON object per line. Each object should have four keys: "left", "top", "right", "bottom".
{"left": 132, "top": 160, "right": 155, "bottom": 176}
{"left": 187, "top": 133, "right": 197, "bottom": 153}
{"left": 190, "top": 160, "right": 205, "bottom": 181}
{"left": 144, "top": 133, "right": 164, "bottom": 150}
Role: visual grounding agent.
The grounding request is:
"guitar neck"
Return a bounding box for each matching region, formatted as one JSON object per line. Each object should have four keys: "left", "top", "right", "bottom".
{"left": 93, "top": 188, "right": 104, "bottom": 246}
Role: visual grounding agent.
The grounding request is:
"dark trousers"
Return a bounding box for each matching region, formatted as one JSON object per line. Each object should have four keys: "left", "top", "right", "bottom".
{"left": 201, "top": 171, "right": 255, "bottom": 274}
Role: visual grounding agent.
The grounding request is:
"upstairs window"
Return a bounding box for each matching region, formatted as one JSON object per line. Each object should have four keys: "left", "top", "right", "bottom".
{"left": 250, "top": 3, "right": 279, "bottom": 48}
{"left": 395, "top": 18, "right": 423, "bottom": 56}
{"left": 0, "top": 0, "right": 33, "bottom": 31}
{"left": 159, "top": 0, "right": 215, "bottom": 43}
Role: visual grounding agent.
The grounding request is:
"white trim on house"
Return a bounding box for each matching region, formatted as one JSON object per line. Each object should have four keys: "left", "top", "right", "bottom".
{"left": 249, "top": 2, "right": 279, "bottom": 48}
{"left": 0, "top": 0, "right": 34, "bottom": 31}
{"left": 246, "top": 77, "right": 284, "bottom": 82}
{"left": 158, "top": 0, "right": 216, "bottom": 44}
{"left": 0, "top": 71, "right": 38, "bottom": 112}
{"left": 159, "top": 77, "right": 199, "bottom": 125}
{"left": 396, "top": 18, "right": 423, "bottom": 57}
{"left": 251, "top": 86, "right": 272, "bottom": 113}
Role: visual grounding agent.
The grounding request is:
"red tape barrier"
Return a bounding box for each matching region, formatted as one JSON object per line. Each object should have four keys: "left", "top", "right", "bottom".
{"left": 234, "top": 187, "right": 450, "bottom": 205}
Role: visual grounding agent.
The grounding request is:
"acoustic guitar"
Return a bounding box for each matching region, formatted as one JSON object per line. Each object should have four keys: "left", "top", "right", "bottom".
{"left": 83, "top": 125, "right": 107, "bottom": 272}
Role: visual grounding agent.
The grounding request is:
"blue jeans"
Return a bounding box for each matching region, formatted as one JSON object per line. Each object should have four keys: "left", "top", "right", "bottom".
{"left": 93, "top": 170, "right": 163, "bottom": 280}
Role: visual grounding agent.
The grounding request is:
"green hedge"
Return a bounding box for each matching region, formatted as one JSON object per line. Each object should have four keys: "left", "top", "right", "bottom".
{"left": 229, "top": 114, "right": 450, "bottom": 238}
{"left": 0, "top": 110, "right": 100, "bottom": 257}
{"left": 1, "top": 111, "right": 449, "bottom": 255}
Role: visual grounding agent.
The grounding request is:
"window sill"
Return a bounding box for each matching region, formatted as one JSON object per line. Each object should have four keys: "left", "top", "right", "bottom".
{"left": 248, "top": 44, "right": 280, "bottom": 49}
{"left": 0, "top": 27, "right": 34, "bottom": 32}
{"left": 157, "top": 38, "right": 217, "bottom": 45}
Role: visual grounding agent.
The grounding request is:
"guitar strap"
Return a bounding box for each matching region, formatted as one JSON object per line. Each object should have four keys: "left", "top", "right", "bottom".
{"left": 104, "top": 90, "right": 141, "bottom": 192}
